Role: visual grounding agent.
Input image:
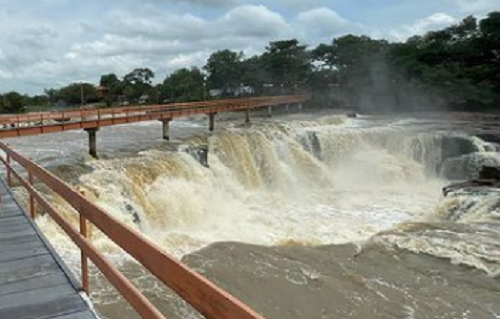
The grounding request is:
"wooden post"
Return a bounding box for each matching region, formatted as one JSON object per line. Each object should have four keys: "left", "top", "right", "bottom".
{"left": 208, "top": 113, "right": 215, "bottom": 132}
{"left": 84, "top": 128, "right": 99, "bottom": 159}
{"left": 6, "top": 154, "right": 11, "bottom": 187}
{"left": 28, "top": 172, "right": 36, "bottom": 219}
{"left": 160, "top": 119, "right": 171, "bottom": 140}
{"left": 80, "top": 213, "right": 89, "bottom": 294}
{"left": 245, "top": 108, "right": 251, "bottom": 125}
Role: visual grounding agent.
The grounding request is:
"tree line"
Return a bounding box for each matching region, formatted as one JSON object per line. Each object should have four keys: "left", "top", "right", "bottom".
{"left": 1, "top": 11, "right": 499, "bottom": 114}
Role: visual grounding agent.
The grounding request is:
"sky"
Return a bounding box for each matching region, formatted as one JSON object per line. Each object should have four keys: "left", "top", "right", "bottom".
{"left": 0, "top": 0, "right": 498, "bottom": 94}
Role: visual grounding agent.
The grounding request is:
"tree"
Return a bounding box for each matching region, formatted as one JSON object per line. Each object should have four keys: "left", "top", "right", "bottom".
{"left": 99, "top": 73, "right": 120, "bottom": 88}
{"left": 389, "top": 14, "right": 500, "bottom": 109}
{"left": 57, "top": 83, "right": 98, "bottom": 106}
{"left": 124, "top": 68, "right": 155, "bottom": 86}
{"left": 312, "top": 35, "right": 394, "bottom": 110}
{"left": 0, "top": 92, "right": 25, "bottom": 114}
{"left": 44, "top": 88, "right": 59, "bottom": 105}
{"left": 123, "top": 68, "right": 155, "bottom": 102}
{"left": 162, "top": 67, "right": 204, "bottom": 102}
{"left": 204, "top": 50, "right": 243, "bottom": 94}
{"left": 261, "top": 39, "right": 312, "bottom": 90}
{"left": 240, "top": 55, "right": 268, "bottom": 94}
{"left": 99, "top": 73, "right": 123, "bottom": 106}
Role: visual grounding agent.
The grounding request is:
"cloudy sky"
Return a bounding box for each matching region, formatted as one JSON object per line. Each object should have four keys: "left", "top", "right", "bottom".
{"left": 0, "top": 0, "right": 498, "bottom": 94}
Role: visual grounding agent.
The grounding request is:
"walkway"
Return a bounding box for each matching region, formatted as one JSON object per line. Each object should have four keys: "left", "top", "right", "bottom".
{"left": 0, "top": 178, "right": 98, "bottom": 319}
{"left": 0, "top": 95, "right": 306, "bottom": 139}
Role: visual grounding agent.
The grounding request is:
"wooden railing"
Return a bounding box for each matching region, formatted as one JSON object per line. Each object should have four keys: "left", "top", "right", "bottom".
{"left": 0, "top": 95, "right": 307, "bottom": 138}
{"left": 0, "top": 141, "right": 266, "bottom": 319}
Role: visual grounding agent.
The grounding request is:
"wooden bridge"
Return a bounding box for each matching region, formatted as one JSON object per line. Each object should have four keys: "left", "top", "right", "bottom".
{"left": 0, "top": 95, "right": 306, "bottom": 158}
{"left": 0, "top": 95, "right": 307, "bottom": 319}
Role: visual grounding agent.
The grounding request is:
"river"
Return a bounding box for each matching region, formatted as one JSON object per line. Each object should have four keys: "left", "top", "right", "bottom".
{"left": 6, "top": 110, "right": 500, "bottom": 318}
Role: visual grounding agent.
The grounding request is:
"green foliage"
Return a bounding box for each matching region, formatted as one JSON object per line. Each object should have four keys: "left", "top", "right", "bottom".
{"left": 205, "top": 50, "right": 243, "bottom": 94}
{"left": 240, "top": 55, "right": 268, "bottom": 93}
{"left": 0, "top": 92, "right": 25, "bottom": 113}
{"left": 57, "top": 83, "right": 98, "bottom": 106}
{"left": 2, "top": 10, "right": 499, "bottom": 114}
{"left": 388, "top": 12, "right": 500, "bottom": 109}
{"left": 122, "top": 68, "right": 155, "bottom": 102}
{"left": 162, "top": 67, "right": 204, "bottom": 102}
{"left": 99, "top": 73, "right": 120, "bottom": 88}
{"left": 261, "top": 39, "right": 311, "bottom": 89}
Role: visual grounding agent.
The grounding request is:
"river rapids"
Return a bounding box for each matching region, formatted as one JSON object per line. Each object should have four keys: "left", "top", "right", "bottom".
{"left": 6, "top": 111, "right": 500, "bottom": 319}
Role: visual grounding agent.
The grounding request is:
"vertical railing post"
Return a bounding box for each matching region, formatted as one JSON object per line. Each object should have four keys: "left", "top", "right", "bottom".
{"left": 6, "top": 153, "right": 12, "bottom": 187}
{"left": 80, "top": 212, "right": 89, "bottom": 294}
{"left": 28, "top": 172, "right": 36, "bottom": 219}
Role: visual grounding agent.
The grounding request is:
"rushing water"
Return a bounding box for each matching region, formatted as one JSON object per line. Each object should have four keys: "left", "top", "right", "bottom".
{"left": 6, "top": 111, "right": 500, "bottom": 318}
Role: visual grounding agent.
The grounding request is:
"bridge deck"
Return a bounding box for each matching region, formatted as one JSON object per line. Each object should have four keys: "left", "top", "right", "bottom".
{"left": 0, "top": 179, "right": 98, "bottom": 319}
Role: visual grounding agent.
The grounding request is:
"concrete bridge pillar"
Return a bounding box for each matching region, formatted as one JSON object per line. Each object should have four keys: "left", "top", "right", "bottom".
{"left": 84, "top": 128, "right": 99, "bottom": 159}
{"left": 160, "top": 119, "right": 171, "bottom": 140}
{"left": 245, "top": 108, "right": 251, "bottom": 125}
{"left": 208, "top": 113, "right": 216, "bottom": 132}
{"left": 267, "top": 106, "right": 272, "bottom": 118}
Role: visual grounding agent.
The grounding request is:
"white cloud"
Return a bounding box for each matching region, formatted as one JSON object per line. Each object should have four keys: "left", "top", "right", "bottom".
{"left": 0, "top": 1, "right": 491, "bottom": 94}
{"left": 389, "top": 13, "right": 458, "bottom": 40}
{"left": 296, "top": 7, "right": 352, "bottom": 39}
{"left": 221, "top": 5, "right": 291, "bottom": 38}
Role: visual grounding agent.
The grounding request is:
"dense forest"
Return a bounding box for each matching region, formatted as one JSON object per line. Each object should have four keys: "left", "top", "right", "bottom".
{"left": 1, "top": 11, "right": 498, "bottom": 114}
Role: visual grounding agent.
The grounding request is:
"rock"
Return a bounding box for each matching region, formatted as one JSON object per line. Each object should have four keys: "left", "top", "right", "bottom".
{"left": 443, "top": 165, "right": 500, "bottom": 196}
{"left": 475, "top": 133, "right": 500, "bottom": 145}
{"left": 441, "top": 136, "right": 478, "bottom": 161}
{"left": 479, "top": 166, "right": 500, "bottom": 180}
{"left": 185, "top": 145, "right": 209, "bottom": 168}
{"left": 440, "top": 152, "right": 500, "bottom": 180}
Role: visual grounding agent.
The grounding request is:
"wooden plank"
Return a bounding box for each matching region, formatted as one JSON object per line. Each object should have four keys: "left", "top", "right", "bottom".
{"left": 50, "top": 310, "right": 98, "bottom": 319}
{"left": 0, "top": 294, "right": 88, "bottom": 319}
{"left": 0, "top": 240, "right": 45, "bottom": 253}
{"left": 0, "top": 234, "right": 40, "bottom": 247}
{"left": 0, "top": 273, "right": 68, "bottom": 296}
{"left": 0, "top": 216, "right": 29, "bottom": 227}
{"left": 0, "top": 284, "right": 75, "bottom": 310}
{"left": 0, "top": 255, "right": 60, "bottom": 284}
{"left": 0, "top": 229, "right": 37, "bottom": 240}
{"left": 0, "top": 246, "right": 49, "bottom": 263}
{"left": 0, "top": 210, "right": 23, "bottom": 219}
{"left": 0, "top": 221, "right": 34, "bottom": 234}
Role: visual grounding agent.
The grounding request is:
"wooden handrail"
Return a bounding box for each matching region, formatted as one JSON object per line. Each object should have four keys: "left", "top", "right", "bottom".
{"left": 0, "top": 95, "right": 306, "bottom": 125}
{"left": 0, "top": 155, "right": 167, "bottom": 319}
{"left": 0, "top": 142, "right": 266, "bottom": 319}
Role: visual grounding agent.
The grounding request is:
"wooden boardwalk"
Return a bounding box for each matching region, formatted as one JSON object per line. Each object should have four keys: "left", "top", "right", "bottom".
{"left": 0, "top": 179, "right": 99, "bottom": 319}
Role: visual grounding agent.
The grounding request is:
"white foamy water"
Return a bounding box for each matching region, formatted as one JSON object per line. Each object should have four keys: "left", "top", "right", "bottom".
{"left": 5, "top": 112, "right": 497, "bottom": 319}
{"left": 34, "top": 115, "right": 453, "bottom": 262}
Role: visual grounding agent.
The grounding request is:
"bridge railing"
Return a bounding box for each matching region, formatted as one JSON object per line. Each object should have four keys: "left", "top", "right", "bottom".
{"left": 0, "top": 141, "right": 266, "bottom": 319}
{"left": 0, "top": 95, "right": 306, "bottom": 128}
